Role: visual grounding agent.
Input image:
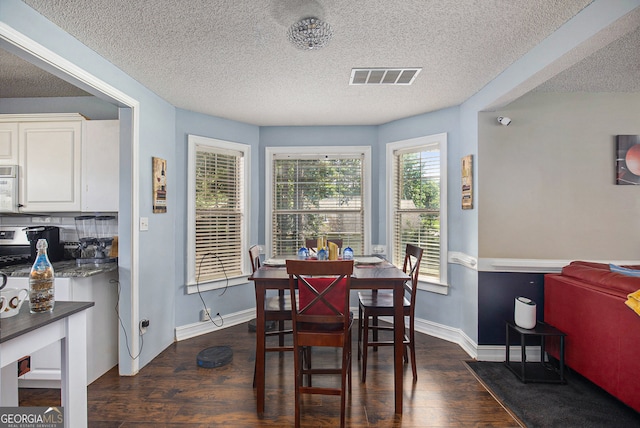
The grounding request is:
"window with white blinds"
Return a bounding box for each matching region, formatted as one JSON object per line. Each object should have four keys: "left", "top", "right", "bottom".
{"left": 388, "top": 134, "right": 447, "bottom": 289}
{"left": 187, "top": 135, "right": 250, "bottom": 288}
{"left": 266, "top": 147, "right": 371, "bottom": 257}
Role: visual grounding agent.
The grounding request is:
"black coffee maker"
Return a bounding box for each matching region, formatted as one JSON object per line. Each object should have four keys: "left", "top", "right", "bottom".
{"left": 24, "top": 226, "right": 64, "bottom": 262}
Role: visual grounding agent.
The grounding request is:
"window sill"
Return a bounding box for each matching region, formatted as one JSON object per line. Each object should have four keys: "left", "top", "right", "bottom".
{"left": 186, "top": 275, "right": 250, "bottom": 294}
{"left": 418, "top": 280, "right": 449, "bottom": 295}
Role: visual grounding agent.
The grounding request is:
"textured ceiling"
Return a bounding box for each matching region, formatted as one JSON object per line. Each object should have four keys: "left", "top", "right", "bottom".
{"left": 3, "top": 1, "right": 638, "bottom": 125}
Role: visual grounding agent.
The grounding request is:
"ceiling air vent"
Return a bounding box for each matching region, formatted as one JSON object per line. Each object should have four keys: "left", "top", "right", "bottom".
{"left": 349, "top": 68, "right": 421, "bottom": 85}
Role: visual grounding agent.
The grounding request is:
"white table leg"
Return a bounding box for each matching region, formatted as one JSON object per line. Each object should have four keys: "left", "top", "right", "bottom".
{"left": 0, "top": 361, "right": 19, "bottom": 406}
{"left": 60, "top": 310, "right": 88, "bottom": 428}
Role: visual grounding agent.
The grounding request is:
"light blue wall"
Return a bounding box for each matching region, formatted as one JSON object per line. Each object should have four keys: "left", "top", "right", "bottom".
{"left": 174, "top": 108, "right": 260, "bottom": 326}
{"left": 1, "top": 0, "right": 177, "bottom": 373}
{"left": 378, "top": 107, "right": 469, "bottom": 331}
{"left": 4, "top": 0, "right": 637, "bottom": 370}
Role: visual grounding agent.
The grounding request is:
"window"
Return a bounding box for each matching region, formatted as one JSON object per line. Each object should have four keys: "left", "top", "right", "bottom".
{"left": 387, "top": 134, "right": 448, "bottom": 293}
{"left": 266, "top": 147, "right": 371, "bottom": 257}
{"left": 187, "top": 135, "right": 250, "bottom": 292}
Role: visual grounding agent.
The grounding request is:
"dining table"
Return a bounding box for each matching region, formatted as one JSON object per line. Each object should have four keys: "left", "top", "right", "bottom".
{"left": 249, "top": 256, "right": 410, "bottom": 415}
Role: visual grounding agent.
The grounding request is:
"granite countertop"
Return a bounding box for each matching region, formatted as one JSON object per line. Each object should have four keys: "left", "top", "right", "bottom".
{"left": 1, "top": 260, "right": 118, "bottom": 278}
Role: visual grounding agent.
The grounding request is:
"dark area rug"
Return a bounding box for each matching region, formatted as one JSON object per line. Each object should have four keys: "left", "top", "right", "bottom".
{"left": 465, "top": 361, "right": 640, "bottom": 428}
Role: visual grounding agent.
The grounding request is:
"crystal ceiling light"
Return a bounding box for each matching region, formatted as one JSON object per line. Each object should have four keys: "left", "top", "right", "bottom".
{"left": 288, "top": 17, "right": 332, "bottom": 50}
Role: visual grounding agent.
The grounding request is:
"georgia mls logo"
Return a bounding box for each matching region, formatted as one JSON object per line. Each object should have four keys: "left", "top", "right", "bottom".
{"left": 0, "top": 406, "right": 64, "bottom": 428}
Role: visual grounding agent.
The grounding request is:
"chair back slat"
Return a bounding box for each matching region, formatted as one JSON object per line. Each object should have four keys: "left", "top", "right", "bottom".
{"left": 249, "top": 245, "right": 261, "bottom": 273}
{"left": 403, "top": 244, "right": 424, "bottom": 307}
{"left": 286, "top": 260, "right": 354, "bottom": 330}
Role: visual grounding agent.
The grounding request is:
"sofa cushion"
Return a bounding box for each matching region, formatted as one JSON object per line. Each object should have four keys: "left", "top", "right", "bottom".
{"left": 561, "top": 263, "right": 640, "bottom": 295}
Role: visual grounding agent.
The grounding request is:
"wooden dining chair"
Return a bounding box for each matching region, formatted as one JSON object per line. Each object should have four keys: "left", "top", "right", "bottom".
{"left": 286, "top": 259, "right": 354, "bottom": 428}
{"left": 357, "top": 243, "right": 423, "bottom": 382}
{"left": 304, "top": 238, "right": 343, "bottom": 255}
{"left": 250, "top": 245, "right": 293, "bottom": 388}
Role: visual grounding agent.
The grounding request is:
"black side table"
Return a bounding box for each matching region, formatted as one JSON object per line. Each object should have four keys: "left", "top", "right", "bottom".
{"left": 504, "top": 321, "right": 567, "bottom": 384}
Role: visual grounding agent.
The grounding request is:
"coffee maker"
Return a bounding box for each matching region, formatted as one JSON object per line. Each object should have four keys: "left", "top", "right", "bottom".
{"left": 23, "top": 226, "right": 64, "bottom": 262}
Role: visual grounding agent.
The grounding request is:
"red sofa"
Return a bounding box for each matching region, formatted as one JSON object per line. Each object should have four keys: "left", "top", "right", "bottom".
{"left": 544, "top": 261, "right": 640, "bottom": 412}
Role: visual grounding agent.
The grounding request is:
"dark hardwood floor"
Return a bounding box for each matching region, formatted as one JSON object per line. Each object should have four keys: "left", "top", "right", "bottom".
{"left": 20, "top": 321, "right": 520, "bottom": 427}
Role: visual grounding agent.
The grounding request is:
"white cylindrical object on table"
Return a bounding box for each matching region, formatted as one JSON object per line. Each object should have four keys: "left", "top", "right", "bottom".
{"left": 514, "top": 296, "right": 536, "bottom": 329}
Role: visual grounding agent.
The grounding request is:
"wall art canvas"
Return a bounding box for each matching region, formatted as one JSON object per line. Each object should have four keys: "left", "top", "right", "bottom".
{"left": 616, "top": 135, "right": 640, "bottom": 185}
{"left": 153, "top": 157, "right": 167, "bottom": 213}
{"left": 462, "top": 154, "right": 473, "bottom": 209}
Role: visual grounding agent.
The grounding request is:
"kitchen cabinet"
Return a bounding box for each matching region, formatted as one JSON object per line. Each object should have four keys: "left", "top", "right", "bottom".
{"left": 82, "top": 120, "right": 119, "bottom": 212}
{"left": 0, "top": 122, "right": 18, "bottom": 163}
{"left": 19, "top": 119, "right": 82, "bottom": 211}
{"left": 9, "top": 270, "right": 119, "bottom": 388}
{"left": 0, "top": 114, "right": 119, "bottom": 213}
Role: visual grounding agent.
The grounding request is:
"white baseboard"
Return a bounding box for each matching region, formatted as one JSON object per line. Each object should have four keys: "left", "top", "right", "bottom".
{"left": 175, "top": 308, "right": 256, "bottom": 341}
{"left": 175, "top": 310, "right": 539, "bottom": 364}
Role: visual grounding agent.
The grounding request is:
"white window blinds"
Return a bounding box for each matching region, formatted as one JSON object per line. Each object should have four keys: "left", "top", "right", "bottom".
{"left": 393, "top": 144, "right": 441, "bottom": 282}
{"left": 193, "top": 144, "right": 244, "bottom": 282}
{"left": 271, "top": 153, "right": 365, "bottom": 256}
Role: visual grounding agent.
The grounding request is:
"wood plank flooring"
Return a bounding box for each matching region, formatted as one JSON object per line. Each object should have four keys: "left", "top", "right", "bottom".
{"left": 19, "top": 321, "right": 520, "bottom": 427}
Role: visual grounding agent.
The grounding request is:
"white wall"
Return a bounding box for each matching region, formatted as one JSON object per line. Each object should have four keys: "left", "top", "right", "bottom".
{"left": 479, "top": 92, "right": 640, "bottom": 260}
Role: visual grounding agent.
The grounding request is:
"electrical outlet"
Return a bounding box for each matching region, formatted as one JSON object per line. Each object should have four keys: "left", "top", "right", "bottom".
{"left": 140, "top": 319, "right": 149, "bottom": 334}
{"left": 201, "top": 308, "right": 212, "bottom": 322}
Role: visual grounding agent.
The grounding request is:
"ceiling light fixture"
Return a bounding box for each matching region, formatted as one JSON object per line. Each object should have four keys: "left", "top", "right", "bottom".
{"left": 288, "top": 17, "right": 332, "bottom": 50}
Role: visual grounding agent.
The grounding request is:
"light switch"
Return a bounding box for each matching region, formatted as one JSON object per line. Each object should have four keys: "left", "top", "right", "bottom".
{"left": 140, "top": 217, "right": 149, "bottom": 231}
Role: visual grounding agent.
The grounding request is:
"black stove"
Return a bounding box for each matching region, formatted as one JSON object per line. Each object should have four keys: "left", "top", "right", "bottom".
{"left": 0, "top": 226, "right": 32, "bottom": 268}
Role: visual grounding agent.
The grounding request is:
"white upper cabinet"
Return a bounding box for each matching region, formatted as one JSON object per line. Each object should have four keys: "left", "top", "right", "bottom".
{"left": 0, "top": 114, "right": 119, "bottom": 213}
{"left": 20, "top": 119, "right": 83, "bottom": 211}
{"left": 82, "top": 120, "right": 119, "bottom": 212}
{"left": 0, "top": 122, "right": 19, "bottom": 164}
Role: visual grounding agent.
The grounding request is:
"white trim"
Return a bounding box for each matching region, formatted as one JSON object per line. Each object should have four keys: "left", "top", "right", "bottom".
{"left": 265, "top": 146, "right": 372, "bottom": 258}
{"left": 175, "top": 308, "right": 256, "bottom": 341}
{"left": 186, "top": 275, "right": 250, "bottom": 294}
{"left": 477, "top": 258, "right": 640, "bottom": 273}
{"left": 448, "top": 251, "right": 478, "bottom": 270}
{"left": 0, "top": 22, "right": 142, "bottom": 375}
{"left": 385, "top": 133, "right": 448, "bottom": 285}
{"left": 187, "top": 134, "right": 251, "bottom": 286}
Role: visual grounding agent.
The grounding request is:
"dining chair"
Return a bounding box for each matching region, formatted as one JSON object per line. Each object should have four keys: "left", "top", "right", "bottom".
{"left": 286, "top": 259, "right": 354, "bottom": 428}
{"left": 357, "top": 243, "right": 423, "bottom": 382}
{"left": 249, "top": 245, "right": 293, "bottom": 388}
{"left": 304, "top": 238, "right": 343, "bottom": 255}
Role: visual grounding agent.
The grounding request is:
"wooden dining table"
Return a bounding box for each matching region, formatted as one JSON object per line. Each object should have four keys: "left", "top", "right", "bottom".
{"left": 249, "top": 257, "right": 410, "bottom": 415}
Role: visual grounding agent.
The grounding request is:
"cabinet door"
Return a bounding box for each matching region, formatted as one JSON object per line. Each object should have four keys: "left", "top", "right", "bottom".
{"left": 82, "top": 120, "right": 119, "bottom": 212}
{"left": 0, "top": 122, "right": 18, "bottom": 164}
{"left": 19, "top": 121, "right": 82, "bottom": 211}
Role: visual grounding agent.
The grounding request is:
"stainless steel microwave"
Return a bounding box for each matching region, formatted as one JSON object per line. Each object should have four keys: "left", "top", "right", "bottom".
{"left": 0, "top": 165, "right": 19, "bottom": 213}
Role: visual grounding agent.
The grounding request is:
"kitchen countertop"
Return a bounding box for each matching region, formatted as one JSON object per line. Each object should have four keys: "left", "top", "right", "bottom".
{"left": 1, "top": 260, "right": 118, "bottom": 278}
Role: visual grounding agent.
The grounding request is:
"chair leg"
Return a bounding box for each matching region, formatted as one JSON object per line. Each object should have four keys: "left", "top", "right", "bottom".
{"left": 340, "top": 340, "right": 350, "bottom": 428}
{"left": 409, "top": 320, "right": 417, "bottom": 382}
{"left": 402, "top": 319, "right": 409, "bottom": 364}
{"left": 357, "top": 304, "right": 363, "bottom": 360}
{"left": 361, "top": 309, "right": 369, "bottom": 383}
{"left": 279, "top": 319, "right": 285, "bottom": 346}
{"left": 294, "top": 348, "right": 302, "bottom": 428}
{"left": 372, "top": 315, "right": 378, "bottom": 352}
{"left": 347, "top": 331, "right": 352, "bottom": 394}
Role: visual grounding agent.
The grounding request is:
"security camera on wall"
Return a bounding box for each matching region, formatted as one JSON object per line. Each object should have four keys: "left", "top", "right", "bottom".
{"left": 497, "top": 116, "right": 511, "bottom": 126}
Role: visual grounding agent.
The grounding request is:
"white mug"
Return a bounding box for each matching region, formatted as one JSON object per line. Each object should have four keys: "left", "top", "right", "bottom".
{"left": 0, "top": 287, "right": 29, "bottom": 318}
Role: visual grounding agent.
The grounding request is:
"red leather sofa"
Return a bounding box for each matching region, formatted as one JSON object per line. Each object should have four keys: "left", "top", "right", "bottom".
{"left": 544, "top": 261, "right": 640, "bottom": 412}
